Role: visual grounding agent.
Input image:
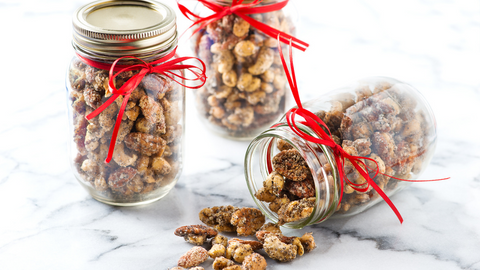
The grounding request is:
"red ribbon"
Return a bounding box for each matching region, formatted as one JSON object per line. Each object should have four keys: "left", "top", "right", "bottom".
{"left": 274, "top": 36, "right": 449, "bottom": 223}
{"left": 177, "top": 0, "right": 309, "bottom": 51}
{"left": 77, "top": 48, "right": 206, "bottom": 163}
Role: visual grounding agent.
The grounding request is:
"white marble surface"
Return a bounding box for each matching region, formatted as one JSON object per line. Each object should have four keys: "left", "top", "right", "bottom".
{"left": 0, "top": 0, "right": 479, "bottom": 269}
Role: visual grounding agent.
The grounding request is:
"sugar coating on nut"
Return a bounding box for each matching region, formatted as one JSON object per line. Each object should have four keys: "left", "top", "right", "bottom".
{"left": 272, "top": 149, "right": 310, "bottom": 181}
{"left": 199, "top": 206, "right": 239, "bottom": 232}
{"left": 263, "top": 235, "right": 297, "bottom": 262}
{"left": 277, "top": 197, "right": 316, "bottom": 225}
{"left": 212, "top": 256, "right": 235, "bottom": 270}
{"left": 230, "top": 207, "right": 266, "bottom": 236}
{"left": 242, "top": 253, "right": 267, "bottom": 270}
{"left": 226, "top": 241, "right": 253, "bottom": 263}
{"left": 174, "top": 225, "right": 218, "bottom": 245}
{"left": 177, "top": 246, "right": 208, "bottom": 268}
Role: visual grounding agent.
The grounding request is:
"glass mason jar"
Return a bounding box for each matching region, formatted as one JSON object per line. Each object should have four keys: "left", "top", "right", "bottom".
{"left": 66, "top": 0, "right": 184, "bottom": 206}
{"left": 245, "top": 77, "right": 437, "bottom": 228}
{"left": 191, "top": 0, "right": 298, "bottom": 139}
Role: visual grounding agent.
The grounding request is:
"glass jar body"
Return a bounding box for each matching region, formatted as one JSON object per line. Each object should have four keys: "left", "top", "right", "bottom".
{"left": 245, "top": 77, "right": 437, "bottom": 228}
{"left": 66, "top": 52, "right": 185, "bottom": 206}
{"left": 192, "top": 1, "right": 297, "bottom": 139}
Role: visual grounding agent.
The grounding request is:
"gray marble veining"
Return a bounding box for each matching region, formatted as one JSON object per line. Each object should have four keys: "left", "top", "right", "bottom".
{"left": 0, "top": 0, "right": 479, "bottom": 269}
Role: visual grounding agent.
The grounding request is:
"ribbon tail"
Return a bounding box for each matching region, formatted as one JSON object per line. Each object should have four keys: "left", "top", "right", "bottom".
{"left": 105, "top": 94, "right": 131, "bottom": 163}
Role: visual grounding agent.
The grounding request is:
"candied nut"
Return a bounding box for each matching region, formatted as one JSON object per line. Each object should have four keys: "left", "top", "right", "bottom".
{"left": 234, "top": 41, "right": 256, "bottom": 57}
{"left": 242, "top": 253, "right": 267, "bottom": 270}
{"left": 366, "top": 153, "right": 386, "bottom": 174}
{"left": 254, "top": 187, "right": 276, "bottom": 203}
{"left": 216, "top": 50, "right": 235, "bottom": 74}
{"left": 284, "top": 177, "right": 315, "bottom": 199}
{"left": 116, "top": 119, "right": 134, "bottom": 143}
{"left": 135, "top": 117, "right": 153, "bottom": 133}
{"left": 212, "top": 256, "right": 235, "bottom": 270}
{"left": 208, "top": 244, "right": 226, "bottom": 259}
{"left": 211, "top": 235, "right": 228, "bottom": 247}
{"left": 126, "top": 175, "right": 144, "bottom": 193}
{"left": 371, "top": 132, "right": 395, "bottom": 164}
{"left": 135, "top": 155, "right": 149, "bottom": 175}
{"left": 161, "top": 124, "right": 182, "bottom": 144}
{"left": 276, "top": 139, "right": 293, "bottom": 151}
{"left": 107, "top": 167, "right": 137, "bottom": 189}
{"left": 141, "top": 74, "right": 171, "bottom": 99}
{"left": 228, "top": 239, "right": 263, "bottom": 251}
{"left": 151, "top": 157, "right": 171, "bottom": 175}
{"left": 177, "top": 246, "right": 208, "bottom": 268}
{"left": 112, "top": 142, "right": 138, "bottom": 167}
{"left": 215, "top": 85, "right": 233, "bottom": 99}
{"left": 353, "top": 138, "right": 372, "bottom": 156}
{"left": 84, "top": 86, "right": 103, "bottom": 109}
{"left": 124, "top": 132, "right": 166, "bottom": 156}
{"left": 223, "top": 265, "right": 242, "bottom": 270}
{"left": 199, "top": 206, "right": 239, "bottom": 232}
{"left": 210, "top": 106, "right": 226, "bottom": 119}
{"left": 263, "top": 235, "right": 297, "bottom": 262}
{"left": 245, "top": 78, "right": 261, "bottom": 93}
{"left": 246, "top": 90, "right": 266, "bottom": 105}
{"left": 125, "top": 105, "right": 140, "bottom": 121}
{"left": 259, "top": 222, "right": 282, "bottom": 234}
{"left": 273, "top": 149, "right": 310, "bottom": 181}
{"left": 291, "top": 237, "right": 304, "bottom": 256}
{"left": 264, "top": 171, "right": 284, "bottom": 196}
{"left": 227, "top": 107, "right": 254, "bottom": 127}
{"left": 175, "top": 225, "right": 218, "bottom": 246}
{"left": 222, "top": 70, "right": 238, "bottom": 87}
{"left": 233, "top": 17, "right": 250, "bottom": 37}
{"left": 230, "top": 207, "right": 265, "bottom": 236}
{"left": 236, "top": 73, "right": 252, "bottom": 91}
{"left": 94, "top": 175, "right": 108, "bottom": 192}
{"left": 139, "top": 95, "right": 165, "bottom": 124}
{"left": 299, "top": 232, "right": 316, "bottom": 253}
{"left": 98, "top": 102, "right": 118, "bottom": 131}
{"left": 272, "top": 73, "right": 286, "bottom": 91}
{"left": 277, "top": 197, "right": 316, "bottom": 225}
{"left": 268, "top": 194, "right": 290, "bottom": 213}
{"left": 226, "top": 241, "right": 253, "bottom": 263}
{"left": 401, "top": 118, "right": 421, "bottom": 137}
{"left": 248, "top": 47, "right": 274, "bottom": 75}
{"left": 260, "top": 82, "right": 274, "bottom": 93}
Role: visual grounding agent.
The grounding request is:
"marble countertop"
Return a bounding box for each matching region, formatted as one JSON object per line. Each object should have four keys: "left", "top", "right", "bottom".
{"left": 1, "top": 0, "right": 479, "bottom": 269}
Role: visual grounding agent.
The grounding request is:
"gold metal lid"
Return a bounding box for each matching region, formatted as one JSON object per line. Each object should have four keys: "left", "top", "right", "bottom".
{"left": 72, "top": 0, "right": 177, "bottom": 57}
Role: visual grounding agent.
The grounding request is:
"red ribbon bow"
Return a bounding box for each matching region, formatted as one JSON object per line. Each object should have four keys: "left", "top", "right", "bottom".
{"left": 77, "top": 48, "right": 206, "bottom": 163}
{"left": 274, "top": 36, "right": 448, "bottom": 223}
{"left": 177, "top": 0, "right": 309, "bottom": 51}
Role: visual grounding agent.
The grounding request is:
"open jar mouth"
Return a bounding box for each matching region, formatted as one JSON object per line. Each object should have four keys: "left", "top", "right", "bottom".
{"left": 244, "top": 123, "right": 340, "bottom": 229}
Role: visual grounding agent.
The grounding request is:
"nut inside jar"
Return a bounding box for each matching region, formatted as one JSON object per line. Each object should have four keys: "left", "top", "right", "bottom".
{"left": 194, "top": 8, "right": 296, "bottom": 138}
{"left": 68, "top": 59, "right": 184, "bottom": 204}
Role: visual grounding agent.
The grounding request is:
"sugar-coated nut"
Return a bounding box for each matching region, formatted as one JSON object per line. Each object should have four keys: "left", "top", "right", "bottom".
{"left": 277, "top": 197, "right": 316, "bottom": 225}
{"left": 222, "top": 70, "right": 238, "bottom": 87}
{"left": 254, "top": 187, "right": 276, "bottom": 202}
{"left": 259, "top": 222, "right": 282, "bottom": 234}
{"left": 237, "top": 73, "right": 253, "bottom": 91}
{"left": 217, "top": 51, "right": 235, "bottom": 74}
{"left": 284, "top": 177, "right": 316, "bottom": 199}
{"left": 268, "top": 195, "right": 290, "bottom": 213}
{"left": 208, "top": 244, "right": 226, "bottom": 258}
{"left": 242, "top": 253, "right": 267, "bottom": 270}
{"left": 263, "top": 235, "right": 297, "bottom": 262}
{"left": 212, "top": 256, "right": 235, "bottom": 270}
{"left": 94, "top": 175, "right": 108, "bottom": 191}
{"left": 210, "top": 106, "right": 226, "bottom": 119}
{"left": 223, "top": 266, "right": 242, "bottom": 270}
{"left": 264, "top": 171, "right": 284, "bottom": 196}
{"left": 260, "top": 82, "right": 274, "bottom": 93}
{"left": 299, "top": 232, "right": 317, "bottom": 253}
{"left": 139, "top": 95, "right": 164, "bottom": 124}
{"left": 107, "top": 167, "right": 137, "bottom": 189}
{"left": 177, "top": 246, "right": 208, "bottom": 268}
{"left": 112, "top": 142, "right": 138, "bottom": 167}
{"left": 248, "top": 47, "right": 274, "bottom": 75}
{"left": 151, "top": 157, "right": 171, "bottom": 175}
{"left": 199, "top": 206, "right": 239, "bottom": 233}
{"left": 230, "top": 207, "right": 265, "bottom": 236}
{"left": 211, "top": 235, "right": 228, "bottom": 247}
{"left": 233, "top": 17, "right": 250, "bottom": 37}
{"left": 234, "top": 41, "right": 256, "bottom": 57}
{"left": 272, "top": 149, "right": 310, "bottom": 181}
{"left": 174, "top": 225, "right": 218, "bottom": 246}
{"left": 226, "top": 241, "right": 253, "bottom": 263}
{"left": 135, "top": 117, "right": 153, "bottom": 133}
{"left": 126, "top": 175, "right": 144, "bottom": 193}
{"left": 244, "top": 78, "right": 261, "bottom": 93}
{"left": 124, "top": 132, "right": 167, "bottom": 156}
{"left": 292, "top": 237, "right": 304, "bottom": 256}
{"left": 228, "top": 238, "right": 263, "bottom": 251}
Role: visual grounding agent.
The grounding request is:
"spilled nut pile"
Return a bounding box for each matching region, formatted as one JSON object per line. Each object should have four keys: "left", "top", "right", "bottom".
{"left": 170, "top": 206, "right": 316, "bottom": 269}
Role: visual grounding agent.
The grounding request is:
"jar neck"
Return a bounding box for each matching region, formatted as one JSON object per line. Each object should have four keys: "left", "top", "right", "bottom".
{"left": 245, "top": 122, "right": 341, "bottom": 229}
{"left": 73, "top": 40, "right": 178, "bottom": 66}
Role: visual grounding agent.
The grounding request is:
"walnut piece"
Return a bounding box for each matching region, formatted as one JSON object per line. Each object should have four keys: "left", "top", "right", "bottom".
{"left": 230, "top": 208, "right": 265, "bottom": 236}
{"left": 174, "top": 225, "right": 218, "bottom": 245}
{"left": 263, "top": 235, "right": 297, "bottom": 262}
{"left": 272, "top": 149, "right": 311, "bottom": 181}
{"left": 199, "top": 206, "right": 239, "bottom": 232}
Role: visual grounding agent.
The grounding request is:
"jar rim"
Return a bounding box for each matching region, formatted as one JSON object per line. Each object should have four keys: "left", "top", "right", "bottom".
{"left": 244, "top": 123, "right": 340, "bottom": 229}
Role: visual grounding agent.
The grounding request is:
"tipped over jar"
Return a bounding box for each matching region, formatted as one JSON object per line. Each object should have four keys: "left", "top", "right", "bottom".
{"left": 245, "top": 77, "right": 437, "bottom": 228}
{"left": 66, "top": 0, "right": 184, "bottom": 205}
{"left": 192, "top": 0, "right": 298, "bottom": 139}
